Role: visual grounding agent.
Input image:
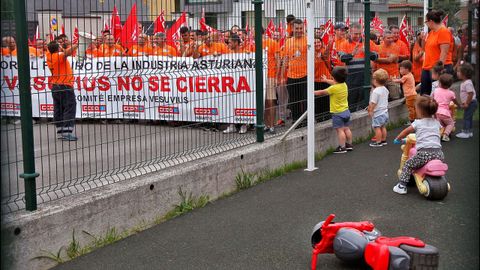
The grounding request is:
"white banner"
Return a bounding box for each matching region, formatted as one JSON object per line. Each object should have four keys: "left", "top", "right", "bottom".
{"left": 0, "top": 53, "right": 265, "bottom": 124}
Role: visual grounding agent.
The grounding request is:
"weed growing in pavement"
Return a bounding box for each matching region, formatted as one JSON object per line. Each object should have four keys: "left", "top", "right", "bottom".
{"left": 162, "top": 187, "right": 210, "bottom": 221}
{"left": 235, "top": 169, "right": 255, "bottom": 190}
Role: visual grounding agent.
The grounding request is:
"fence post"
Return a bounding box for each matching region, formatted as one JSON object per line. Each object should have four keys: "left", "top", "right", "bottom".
{"left": 467, "top": 0, "right": 473, "bottom": 63}
{"left": 305, "top": 0, "right": 317, "bottom": 172}
{"left": 363, "top": 0, "right": 371, "bottom": 106}
{"left": 14, "top": 0, "right": 39, "bottom": 211}
{"left": 252, "top": 0, "right": 264, "bottom": 143}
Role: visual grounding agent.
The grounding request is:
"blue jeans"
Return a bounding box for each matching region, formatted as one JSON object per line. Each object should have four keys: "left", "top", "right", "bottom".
{"left": 463, "top": 99, "right": 478, "bottom": 132}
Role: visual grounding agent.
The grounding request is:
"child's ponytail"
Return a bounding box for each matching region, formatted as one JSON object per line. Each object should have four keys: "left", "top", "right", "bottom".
{"left": 416, "top": 95, "right": 438, "bottom": 117}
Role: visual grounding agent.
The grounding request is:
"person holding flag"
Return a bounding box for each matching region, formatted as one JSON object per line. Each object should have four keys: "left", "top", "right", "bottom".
{"left": 129, "top": 33, "right": 153, "bottom": 56}
{"left": 178, "top": 26, "right": 195, "bottom": 57}
{"left": 263, "top": 27, "right": 281, "bottom": 133}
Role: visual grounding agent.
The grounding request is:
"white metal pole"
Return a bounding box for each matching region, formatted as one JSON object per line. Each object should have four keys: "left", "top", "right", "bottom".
{"left": 424, "top": 0, "right": 428, "bottom": 33}
{"left": 305, "top": 0, "right": 317, "bottom": 172}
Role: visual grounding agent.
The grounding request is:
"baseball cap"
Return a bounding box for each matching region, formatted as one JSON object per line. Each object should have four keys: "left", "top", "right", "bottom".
{"left": 334, "top": 22, "right": 348, "bottom": 30}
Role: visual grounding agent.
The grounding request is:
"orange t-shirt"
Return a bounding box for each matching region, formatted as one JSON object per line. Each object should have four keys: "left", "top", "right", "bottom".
{"left": 240, "top": 42, "right": 255, "bottom": 53}
{"left": 152, "top": 45, "right": 178, "bottom": 56}
{"left": 46, "top": 52, "right": 74, "bottom": 87}
{"left": 198, "top": 42, "right": 229, "bottom": 57}
{"left": 29, "top": 47, "right": 46, "bottom": 57}
{"left": 423, "top": 26, "right": 451, "bottom": 70}
{"left": 129, "top": 45, "right": 153, "bottom": 56}
{"left": 377, "top": 43, "right": 400, "bottom": 77}
{"left": 400, "top": 72, "right": 416, "bottom": 97}
{"left": 263, "top": 38, "right": 280, "bottom": 79}
{"left": 445, "top": 32, "right": 455, "bottom": 65}
{"left": 281, "top": 36, "right": 307, "bottom": 79}
{"left": 395, "top": 39, "right": 410, "bottom": 60}
{"left": 177, "top": 40, "right": 194, "bottom": 57}
{"left": 332, "top": 37, "right": 347, "bottom": 66}
{"left": 97, "top": 44, "right": 124, "bottom": 57}
{"left": 369, "top": 40, "right": 379, "bottom": 53}
{"left": 337, "top": 41, "right": 365, "bottom": 59}
{"left": 1, "top": 47, "right": 17, "bottom": 56}
{"left": 314, "top": 48, "right": 331, "bottom": 82}
{"left": 85, "top": 47, "right": 99, "bottom": 58}
{"left": 412, "top": 42, "right": 424, "bottom": 83}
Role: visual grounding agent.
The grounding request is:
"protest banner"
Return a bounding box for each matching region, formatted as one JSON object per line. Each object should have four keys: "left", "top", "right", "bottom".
{"left": 0, "top": 53, "right": 266, "bottom": 124}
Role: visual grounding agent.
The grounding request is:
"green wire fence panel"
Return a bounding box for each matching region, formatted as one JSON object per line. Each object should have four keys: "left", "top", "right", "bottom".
{"left": 1, "top": 0, "right": 465, "bottom": 213}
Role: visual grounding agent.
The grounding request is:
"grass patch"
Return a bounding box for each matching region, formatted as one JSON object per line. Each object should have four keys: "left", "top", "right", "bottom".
{"left": 455, "top": 109, "right": 480, "bottom": 121}
{"left": 235, "top": 169, "right": 255, "bottom": 190}
{"left": 163, "top": 188, "right": 210, "bottom": 221}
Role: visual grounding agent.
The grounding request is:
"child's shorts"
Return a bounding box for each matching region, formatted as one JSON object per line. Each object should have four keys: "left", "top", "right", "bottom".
{"left": 372, "top": 113, "right": 389, "bottom": 128}
{"left": 332, "top": 110, "right": 351, "bottom": 128}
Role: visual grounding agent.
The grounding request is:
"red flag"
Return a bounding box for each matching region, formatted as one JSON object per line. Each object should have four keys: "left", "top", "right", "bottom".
{"left": 345, "top": 17, "right": 350, "bottom": 28}
{"left": 321, "top": 19, "right": 334, "bottom": 44}
{"left": 154, "top": 10, "right": 166, "bottom": 34}
{"left": 120, "top": 3, "right": 139, "bottom": 49}
{"left": 371, "top": 16, "right": 384, "bottom": 36}
{"left": 103, "top": 19, "right": 110, "bottom": 32}
{"left": 72, "top": 26, "right": 79, "bottom": 45}
{"left": 166, "top": 11, "right": 187, "bottom": 47}
{"left": 442, "top": 15, "right": 449, "bottom": 26}
{"left": 199, "top": 8, "right": 217, "bottom": 33}
{"left": 278, "top": 22, "right": 286, "bottom": 48}
{"left": 111, "top": 5, "right": 122, "bottom": 40}
{"left": 265, "top": 19, "right": 276, "bottom": 38}
{"left": 399, "top": 15, "right": 409, "bottom": 46}
{"left": 245, "top": 22, "right": 254, "bottom": 48}
{"left": 61, "top": 24, "right": 65, "bottom": 35}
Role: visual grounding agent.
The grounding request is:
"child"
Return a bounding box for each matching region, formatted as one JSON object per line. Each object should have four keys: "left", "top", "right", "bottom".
{"left": 393, "top": 96, "right": 443, "bottom": 194}
{"left": 393, "top": 60, "right": 417, "bottom": 125}
{"left": 315, "top": 66, "right": 353, "bottom": 154}
{"left": 430, "top": 61, "right": 445, "bottom": 96}
{"left": 456, "top": 63, "right": 478, "bottom": 138}
{"left": 432, "top": 74, "right": 460, "bottom": 141}
{"left": 369, "top": 69, "right": 390, "bottom": 147}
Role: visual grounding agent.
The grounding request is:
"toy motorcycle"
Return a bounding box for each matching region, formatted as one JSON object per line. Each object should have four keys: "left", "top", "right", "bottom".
{"left": 395, "top": 134, "right": 450, "bottom": 200}
{"left": 311, "top": 214, "right": 439, "bottom": 270}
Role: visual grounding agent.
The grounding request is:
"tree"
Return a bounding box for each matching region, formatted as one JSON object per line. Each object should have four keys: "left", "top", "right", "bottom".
{"left": 433, "top": 0, "right": 461, "bottom": 28}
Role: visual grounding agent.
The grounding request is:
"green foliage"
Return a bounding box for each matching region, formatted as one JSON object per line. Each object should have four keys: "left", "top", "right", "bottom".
{"left": 235, "top": 169, "right": 255, "bottom": 190}
{"left": 32, "top": 248, "right": 65, "bottom": 264}
{"left": 163, "top": 188, "right": 210, "bottom": 220}
{"left": 433, "top": 0, "right": 461, "bottom": 27}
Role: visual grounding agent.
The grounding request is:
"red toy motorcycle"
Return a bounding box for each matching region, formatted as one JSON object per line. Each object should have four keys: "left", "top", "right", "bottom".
{"left": 311, "top": 214, "right": 439, "bottom": 270}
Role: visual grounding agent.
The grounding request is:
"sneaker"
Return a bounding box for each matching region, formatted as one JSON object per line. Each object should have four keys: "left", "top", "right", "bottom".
{"left": 276, "top": 119, "right": 285, "bottom": 126}
{"left": 441, "top": 134, "right": 450, "bottom": 142}
{"left": 393, "top": 183, "right": 407, "bottom": 194}
{"left": 468, "top": 132, "right": 474, "bottom": 138}
{"left": 333, "top": 146, "right": 347, "bottom": 154}
{"left": 369, "top": 142, "right": 383, "bottom": 147}
{"left": 61, "top": 134, "right": 78, "bottom": 141}
{"left": 239, "top": 124, "right": 248, "bottom": 134}
{"left": 381, "top": 141, "right": 388, "bottom": 146}
{"left": 456, "top": 132, "right": 470, "bottom": 139}
{"left": 345, "top": 143, "right": 353, "bottom": 151}
{"left": 267, "top": 127, "right": 275, "bottom": 134}
{"left": 223, "top": 124, "right": 237, "bottom": 134}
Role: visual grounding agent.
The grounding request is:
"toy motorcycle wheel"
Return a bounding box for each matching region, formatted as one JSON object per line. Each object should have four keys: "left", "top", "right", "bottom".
{"left": 399, "top": 244, "right": 439, "bottom": 269}
{"left": 311, "top": 221, "right": 326, "bottom": 247}
{"left": 423, "top": 176, "right": 449, "bottom": 200}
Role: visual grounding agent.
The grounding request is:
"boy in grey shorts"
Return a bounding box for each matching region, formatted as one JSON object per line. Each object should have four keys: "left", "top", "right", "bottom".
{"left": 368, "top": 69, "right": 390, "bottom": 147}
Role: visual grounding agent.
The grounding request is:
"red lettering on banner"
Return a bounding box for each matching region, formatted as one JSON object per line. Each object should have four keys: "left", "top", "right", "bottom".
{"left": 235, "top": 108, "right": 256, "bottom": 116}
{"left": 177, "top": 77, "right": 187, "bottom": 92}
{"left": 82, "top": 77, "right": 96, "bottom": 92}
{"left": 158, "top": 106, "right": 179, "bottom": 114}
{"left": 196, "top": 77, "right": 206, "bottom": 92}
{"left": 222, "top": 77, "right": 235, "bottom": 92}
{"left": 98, "top": 76, "right": 110, "bottom": 91}
{"left": 40, "top": 104, "right": 54, "bottom": 111}
{"left": 160, "top": 76, "right": 170, "bottom": 92}
{"left": 123, "top": 105, "right": 145, "bottom": 112}
{"left": 118, "top": 76, "right": 130, "bottom": 91}
{"left": 3, "top": 76, "right": 18, "bottom": 90}
{"left": 194, "top": 107, "right": 218, "bottom": 116}
{"left": 132, "top": 76, "right": 142, "bottom": 91}
{"left": 149, "top": 76, "right": 159, "bottom": 92}
{"left": 237, "top": 76, "right": 251, "bottom": 92}
{"left": 33, "top": 77, "right": 46, "bottom": 91}
{"left": 0, "top": 103, "right": 20, "bottom": 110}
{"left": 207, "top": 77, "right": 221, "bottom": 92}
{"left": 82, "top": 104, "right": 106, "bottom": 112}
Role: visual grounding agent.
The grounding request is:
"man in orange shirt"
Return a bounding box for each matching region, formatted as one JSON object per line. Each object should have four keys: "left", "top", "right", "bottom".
{"left": 286, "top": 14, "right": 296, "bottom": 37}
{"left": 97, "top": 34, "right": 124, "bottom": 57}
{"left": 46, "top": 41, "right": 79, "bottom": 141}
{"left": 263, "top": 30, "right": 280, "bottom": 133}
{"left": 178, "top": 26, "right": 196, "bottom": 57}
{"left": 332, "top": 22, "right": 348, "bottom": 67}
{"left": 389, "top": 25, "right": 410, "bottom": 61}
{"left": 228, "top": 34, "right": 244, "bottom": 53}
{"left": 338, "top": 23, "right": 379, "bottom": 111}
{"left": 280, "top": 19, "right": 307, "bottom": 122}
{"left": 1, "top": 36, "right": 17, "bottom": 57}
{"left": 195, "top": 32, "right": 229, "bottom": 58}
{"left": 29, "top": 39, "right": 46, "bottom": 58}
{"left": 314, "top": 37, "right": 332, "bottom": 120}
{"left": 151, "top": 32, "right": 177, "bottom": 56}
{"left": 129, "top": 34, "right": 153, "bottom": 56}
{"left": 85, "top": 37, "right": 102, "bottom": 58}
{"left": 376, "top": 30, "right": 401, "bottom": 99}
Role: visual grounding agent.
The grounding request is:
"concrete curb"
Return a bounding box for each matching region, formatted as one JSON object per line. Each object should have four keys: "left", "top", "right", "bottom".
{"left": 1, "top": 100, "right": 408, "bottom": 270}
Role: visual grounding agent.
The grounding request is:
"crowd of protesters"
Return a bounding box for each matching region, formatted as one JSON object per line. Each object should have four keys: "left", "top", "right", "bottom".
{"left": 0, "top": 9, "right": 477, "bottom": 140}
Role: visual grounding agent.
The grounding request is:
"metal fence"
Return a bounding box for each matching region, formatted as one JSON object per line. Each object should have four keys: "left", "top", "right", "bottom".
{"left": 1, "top": 0, "right": 476, "bottom": 214}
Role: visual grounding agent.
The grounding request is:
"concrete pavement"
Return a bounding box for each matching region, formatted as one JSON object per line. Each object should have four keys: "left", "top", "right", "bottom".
{"left": 53, "top": 122, "right": 479, "bottom": 270}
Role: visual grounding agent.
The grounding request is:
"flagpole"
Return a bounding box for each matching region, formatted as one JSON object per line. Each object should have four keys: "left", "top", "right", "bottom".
{"left": 305, "top": 0, "right": 317, "bottom": 172}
